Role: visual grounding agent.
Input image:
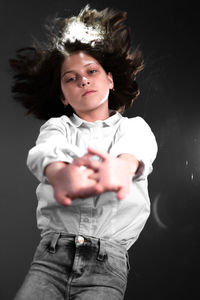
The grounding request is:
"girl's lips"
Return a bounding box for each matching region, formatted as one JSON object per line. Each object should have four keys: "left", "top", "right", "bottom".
{"left": 82, "top": 90, "right": 96, "bottom": 96}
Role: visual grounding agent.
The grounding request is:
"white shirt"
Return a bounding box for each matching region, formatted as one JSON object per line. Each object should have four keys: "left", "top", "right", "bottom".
{"left": 27, "top": 112, "right": 157, "bottom": 250}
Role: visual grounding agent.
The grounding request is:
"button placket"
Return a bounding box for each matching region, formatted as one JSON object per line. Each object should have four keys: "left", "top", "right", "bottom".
{"left": 79, "top": 207, "right": 93, "bottom": 236}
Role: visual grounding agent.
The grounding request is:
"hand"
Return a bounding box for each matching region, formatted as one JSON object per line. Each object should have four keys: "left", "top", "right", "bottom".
{"left": 45, "top": 161, "right": 102, "bottom": 206}
{"left": 73, "top": 148, "right": 139, "bottom": 199}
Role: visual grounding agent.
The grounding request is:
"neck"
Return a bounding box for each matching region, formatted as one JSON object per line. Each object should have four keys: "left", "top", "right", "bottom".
{"left": 75, "top": 106, "right": 110, "bottom": 122}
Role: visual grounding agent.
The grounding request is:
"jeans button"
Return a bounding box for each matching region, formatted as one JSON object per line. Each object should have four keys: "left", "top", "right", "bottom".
{"left": 77, "top": 236, "right": 85, "bottom": 245}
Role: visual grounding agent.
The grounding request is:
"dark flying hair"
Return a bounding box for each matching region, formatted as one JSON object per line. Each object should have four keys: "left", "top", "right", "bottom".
{"left": 10, "top": 5, "right": 144, "bottom": 120}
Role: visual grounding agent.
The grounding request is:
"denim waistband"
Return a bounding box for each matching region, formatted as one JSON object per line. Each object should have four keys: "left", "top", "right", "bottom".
{"left": 43, "top": 232, "right": 127, "bottom": 258}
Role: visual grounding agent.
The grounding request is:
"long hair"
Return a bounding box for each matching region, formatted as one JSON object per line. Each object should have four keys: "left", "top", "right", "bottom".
{"left": 10, "top": 5, "right": 144, "bottom": 120}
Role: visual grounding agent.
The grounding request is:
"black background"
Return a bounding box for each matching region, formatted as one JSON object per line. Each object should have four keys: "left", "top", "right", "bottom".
{"left": 0, "top": 0, "right": 200, "bottom": 299}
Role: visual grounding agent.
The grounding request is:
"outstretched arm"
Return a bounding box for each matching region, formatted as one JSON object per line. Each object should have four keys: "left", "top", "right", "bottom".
{"left": 45, "top": 147, "right": 139, "bottom": 205}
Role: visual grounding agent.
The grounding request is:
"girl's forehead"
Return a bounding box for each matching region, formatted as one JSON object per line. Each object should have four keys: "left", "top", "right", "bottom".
{"left": 61, "top": 51, "right": 99, "bottom": 71}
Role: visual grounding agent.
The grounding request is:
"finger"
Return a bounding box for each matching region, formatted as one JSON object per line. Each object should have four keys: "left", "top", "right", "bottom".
{"left": 85, "top": 168, "right": 96, "bottom": 176}
{"left": 77, "top": 184, "right": 103, "bottom": 198}
{"left": 88, "top": 172, "right": 99, "bottom": 181}
{"left": 62, "top": 197, "right": 72, "bottom": 206}
{"left": 87, "top": 147, "right": 108, "bottom": 161}
{"left": 116, "top": 186, "right": 128, "bottom": 200}
{"left": 94, "top": 183, "right": 104, "bottom": 194}
{"left": 78, "top": 159, "right": 101, "bottom": 171}
{"left": 54, "top": 192, "right": 72, "bottom": 206}
{"left": 73, "top": 154, "right": 94, "bottom": 166}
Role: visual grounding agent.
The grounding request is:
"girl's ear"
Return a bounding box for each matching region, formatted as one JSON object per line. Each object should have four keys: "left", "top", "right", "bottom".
{"left": 107, "top": 72, "right": 114, "bottom": 90}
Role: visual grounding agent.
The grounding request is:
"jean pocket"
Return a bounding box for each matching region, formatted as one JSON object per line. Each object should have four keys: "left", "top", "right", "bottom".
{"left": 104, "top": 251, "right": 128, "bottom": 282}
{"left": 33, "top": 237, "right": 52, "bottom": 260}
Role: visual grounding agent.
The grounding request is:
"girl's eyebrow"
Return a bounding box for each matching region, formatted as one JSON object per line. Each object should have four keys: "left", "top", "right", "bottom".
{"left": 61, "top": 62, "right": 97, "bottom": 78}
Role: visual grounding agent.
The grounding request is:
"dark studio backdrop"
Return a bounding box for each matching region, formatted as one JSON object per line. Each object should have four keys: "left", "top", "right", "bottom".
{"left": 0, "top": 0, "right": 199, "bottom": 299}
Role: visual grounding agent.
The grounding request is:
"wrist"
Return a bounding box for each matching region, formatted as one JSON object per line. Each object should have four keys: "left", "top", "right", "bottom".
{"left": 45, "top": 161, "right": 68, "bottom": 183}
{"left": 117, "top": 153, "right": 139, "bottom": 175}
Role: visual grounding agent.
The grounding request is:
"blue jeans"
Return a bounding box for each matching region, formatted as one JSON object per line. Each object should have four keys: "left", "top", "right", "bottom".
{"left": 14, "top": 233, "right": 130, "bottom": 299}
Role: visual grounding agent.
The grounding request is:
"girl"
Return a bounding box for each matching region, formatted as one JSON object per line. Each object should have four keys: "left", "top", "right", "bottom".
{"left": 10, "top": 5, "right": 157, "bottom": 300}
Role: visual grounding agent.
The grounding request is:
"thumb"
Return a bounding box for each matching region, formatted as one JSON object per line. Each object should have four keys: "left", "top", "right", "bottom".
{"left": 54, "top": 191, "right": 72, "bottom": 206}
{"left": 116, "top": 186, "right": 128, "bottom": 200}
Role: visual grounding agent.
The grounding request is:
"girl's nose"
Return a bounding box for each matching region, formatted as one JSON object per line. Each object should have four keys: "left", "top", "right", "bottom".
{"left": 81, "top": 76, "right": 90, "bottom": 87}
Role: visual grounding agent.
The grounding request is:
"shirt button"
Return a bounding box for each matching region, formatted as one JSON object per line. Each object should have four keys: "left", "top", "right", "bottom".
{"left": 83, "top": 217, "right": 89, "bottom": 222}
{"left": 77, "top": 236, "right": 85, "bottom": 244}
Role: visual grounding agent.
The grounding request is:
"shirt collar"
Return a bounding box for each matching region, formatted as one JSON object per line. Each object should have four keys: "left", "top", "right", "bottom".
{"left": 69, "top": 111, "right": 122, "bottom": 128}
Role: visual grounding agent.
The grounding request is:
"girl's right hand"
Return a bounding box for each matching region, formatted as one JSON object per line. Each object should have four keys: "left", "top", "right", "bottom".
{"left": 45, "top": 161, "right": 102, "bottom": 206}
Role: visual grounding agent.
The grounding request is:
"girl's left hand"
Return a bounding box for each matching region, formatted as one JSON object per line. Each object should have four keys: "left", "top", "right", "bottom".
{"left": 73, "top": 147, "right": 139, "bottom": 200}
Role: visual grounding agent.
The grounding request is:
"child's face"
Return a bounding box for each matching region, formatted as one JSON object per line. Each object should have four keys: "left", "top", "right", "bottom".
{"left": 60, "top": 51, "right": 113, "bottom": 120}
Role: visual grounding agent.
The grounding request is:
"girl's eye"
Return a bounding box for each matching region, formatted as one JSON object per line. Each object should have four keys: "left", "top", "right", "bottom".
{"left": 65, "top": 76, "right": 76, "bottom": 83}
{"left": 88, "top": 69, "right": 97, "bottom": 74}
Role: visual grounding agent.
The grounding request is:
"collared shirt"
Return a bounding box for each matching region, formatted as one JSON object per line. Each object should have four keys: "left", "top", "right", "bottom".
{"left": 27, "top": 112, "right": 157, "bottom": 250}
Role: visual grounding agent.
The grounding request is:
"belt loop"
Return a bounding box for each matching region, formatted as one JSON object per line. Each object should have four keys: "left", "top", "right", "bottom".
{"left": 97, "top": 239, "right": 107, "bottom": 261}
{"left": 49, "top": 232, "right": 60, "bottom": 254}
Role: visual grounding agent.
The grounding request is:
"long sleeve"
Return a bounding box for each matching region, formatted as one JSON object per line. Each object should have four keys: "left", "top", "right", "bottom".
{"left": 27, "top": 117, "right": 84, "bottom": 182}
{"left": 110, "top": 117, "right": 158, "bottom": 177}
